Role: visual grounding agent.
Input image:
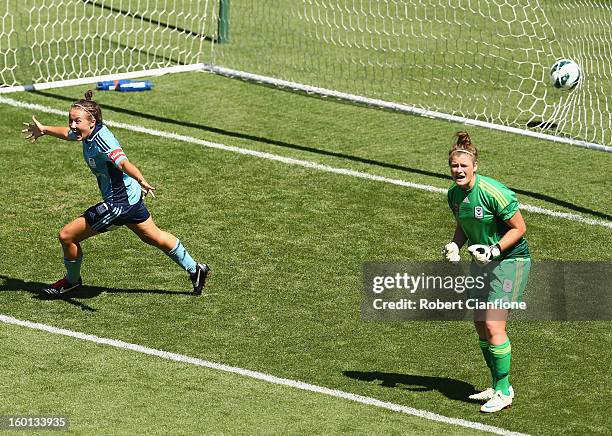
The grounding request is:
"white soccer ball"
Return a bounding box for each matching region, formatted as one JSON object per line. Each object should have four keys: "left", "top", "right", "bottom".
{"left": 550, "top": 59, "right": 581, "bottom": 90}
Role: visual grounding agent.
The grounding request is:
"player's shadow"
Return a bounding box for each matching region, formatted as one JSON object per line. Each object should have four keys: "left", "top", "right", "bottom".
{"left": 0, "top": 275, "right": 192, "bottom": 312}
{"left": 343, "top": 370, "right": 481, "bottom": 404}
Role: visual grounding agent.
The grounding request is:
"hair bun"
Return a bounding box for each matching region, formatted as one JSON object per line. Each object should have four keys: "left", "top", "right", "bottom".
{"left": 455, "top": 131, "right": 472, "bottom": 147}
{"left": 84, "top": 90, "right": 94, "bottom": 100}
{"left": 448, "top": 131, "right": 478, "bottom": 162}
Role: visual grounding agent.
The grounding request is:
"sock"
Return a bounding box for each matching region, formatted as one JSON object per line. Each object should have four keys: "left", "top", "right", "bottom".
{"left": 165, "top": 239, "right": 197, "bottom": 274}
{"left": 63, "top": 257, "right": 83, "bottom": 284}
{"left": 479, "top": 338, "right": 495, "bottom": 389}
{"left": 490, "top": 338, "right": 512, "bottom": 395}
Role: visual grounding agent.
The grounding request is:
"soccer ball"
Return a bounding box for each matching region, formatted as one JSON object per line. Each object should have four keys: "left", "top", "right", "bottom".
{"left": 550, "top": 59, "right": 581, "bottom": 90}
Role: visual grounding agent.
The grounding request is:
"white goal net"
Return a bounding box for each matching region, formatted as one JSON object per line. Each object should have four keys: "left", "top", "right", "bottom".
{"left": 1, "top": 0, "right": 611, "bottom": 151}
{"left": 208, "top": 0, "right": 612, "bottom": 151}
{"left": 0, "top": 0, "right": 216, "bottom": 90}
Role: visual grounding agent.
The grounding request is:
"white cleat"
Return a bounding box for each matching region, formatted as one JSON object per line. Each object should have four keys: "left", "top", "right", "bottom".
{"left": 470, "top": 385, "right": 514, "bottom": 402}
{"left": 480, "top": 389, "right": 514, "bottom": 413}
{"left": 469, "top": 388, "right": 495, "bottom": 401}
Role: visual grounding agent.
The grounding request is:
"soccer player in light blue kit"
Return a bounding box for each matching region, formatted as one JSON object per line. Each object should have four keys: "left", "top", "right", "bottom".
{"left": 22, "top": 90, "right": 211, "bottom": 295}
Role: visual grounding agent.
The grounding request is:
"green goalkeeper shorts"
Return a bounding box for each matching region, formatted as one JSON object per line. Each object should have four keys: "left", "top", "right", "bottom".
{"left": 470, "top": 258, "right": 531, "bottom": 304}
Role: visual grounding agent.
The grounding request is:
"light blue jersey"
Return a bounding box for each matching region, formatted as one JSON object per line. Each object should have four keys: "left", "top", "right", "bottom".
{"left": 70, "top": 124, "right": 141, "bottom": 206}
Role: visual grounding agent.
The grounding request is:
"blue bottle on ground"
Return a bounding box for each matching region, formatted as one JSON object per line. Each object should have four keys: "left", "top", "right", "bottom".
{"left": 116, "top": 81, "right": 154, "bottom": 92}
{"left": 96, "top": 79, "right": 131, "bottom": 90}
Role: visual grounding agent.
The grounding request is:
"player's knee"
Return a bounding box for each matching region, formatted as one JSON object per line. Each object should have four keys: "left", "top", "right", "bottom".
{"left": 58, "top": 228, "right": 74, "bottom": 245}
{"left": 484, "top": 321, "right": 504, "bottom": 338}
{"left": 161, "top": 231, "right": 177, "bottom": 251}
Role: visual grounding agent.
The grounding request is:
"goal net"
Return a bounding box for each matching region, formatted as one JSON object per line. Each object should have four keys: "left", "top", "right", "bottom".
{"left": 0, "top": 0, "right": 217, "bottom": 90}
{"left": 208, "top": 0, "right": 612, "bottom": 151}
{"left": 1, "top": 1, "right": 611, "bottom": 151}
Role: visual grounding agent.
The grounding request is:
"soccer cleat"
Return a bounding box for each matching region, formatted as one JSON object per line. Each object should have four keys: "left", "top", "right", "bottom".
{"left": 43, "top": 277, "right": 82, "bottom": 295}
{"left": 470, "top": 386, "right": 514, "bottom": 402}
{"left": 469, "top": 388, "right": 495, "bottom": 401}
{"left": 480, "top": 389, "right": 514, "bottom": 413}
{"left": 190, "top": 263, "right": 211, "bottom": 296}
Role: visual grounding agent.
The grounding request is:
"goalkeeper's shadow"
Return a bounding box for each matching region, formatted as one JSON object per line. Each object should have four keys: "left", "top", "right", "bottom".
{"left": 343, "top": 370, "right": 482, "bottom": 404}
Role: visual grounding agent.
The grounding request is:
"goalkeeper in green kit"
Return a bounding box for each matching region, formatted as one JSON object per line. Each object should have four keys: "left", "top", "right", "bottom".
{"left": 442, "top": 131, "right": 531, "bottom": 413}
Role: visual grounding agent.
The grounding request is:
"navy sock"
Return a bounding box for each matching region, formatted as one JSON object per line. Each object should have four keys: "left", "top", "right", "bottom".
{"left": 63, "top": 257, "right": 83, "bottom": 284}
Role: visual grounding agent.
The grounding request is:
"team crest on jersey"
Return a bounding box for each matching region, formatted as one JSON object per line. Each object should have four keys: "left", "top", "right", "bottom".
{"left": 88, "top": 157, "right": 97, "bottom": 168}
{"left": 453, "top": 203, "right": 459, "bottom": 214}
{"left": 474, "top": 206, "right": 484, "bottom": 219}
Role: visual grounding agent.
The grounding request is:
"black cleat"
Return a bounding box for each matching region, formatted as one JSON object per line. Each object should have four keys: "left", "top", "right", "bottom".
{"left": 190, "top": 263, "right": 211, "bottom": 296}
{"left": 43, "top": 277, "right": 82, "bottom": 295}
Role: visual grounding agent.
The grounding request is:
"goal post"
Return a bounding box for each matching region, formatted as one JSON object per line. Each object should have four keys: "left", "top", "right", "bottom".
{"left": 218, "top": 0, "right": 230, "bottom": 44}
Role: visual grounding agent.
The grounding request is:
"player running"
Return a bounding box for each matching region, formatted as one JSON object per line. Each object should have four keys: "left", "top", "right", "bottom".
{"left": 21, "top": 90, "right": 211, "bottom": 296}
{"left": 442, "top": 131, "right": 531, "bottom": 413}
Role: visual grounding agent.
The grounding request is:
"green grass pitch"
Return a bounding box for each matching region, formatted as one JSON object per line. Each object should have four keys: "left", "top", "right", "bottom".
{"left": 0, "top": 71, "right": 610, "bottom": 434}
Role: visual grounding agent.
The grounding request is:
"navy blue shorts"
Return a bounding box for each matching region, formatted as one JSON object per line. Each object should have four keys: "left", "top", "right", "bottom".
{"left": 84, "top": 200, "right": 150, "bottom": 233}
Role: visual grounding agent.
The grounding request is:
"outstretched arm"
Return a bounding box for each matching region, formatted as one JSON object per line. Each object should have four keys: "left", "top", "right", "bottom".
{"left": 21, "top": 116, "right": 72, "bottom": 142}
{"left": 118, "top": 160, "right": 156, "bottom": 198}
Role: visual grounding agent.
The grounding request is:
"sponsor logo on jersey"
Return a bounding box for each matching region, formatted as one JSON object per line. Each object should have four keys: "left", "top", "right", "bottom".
{"left": 474, "top": 206, "right": 484, "bottom": 219}
{"left": 462, "top": 197, "right": 470, "bottom": 203}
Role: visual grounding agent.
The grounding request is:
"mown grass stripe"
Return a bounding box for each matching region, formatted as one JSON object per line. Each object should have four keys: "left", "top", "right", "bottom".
{"left": 2, "top": 96, "right": 610, "bottom": 229}
{"left": 0, "top": 314, "right": 529, "bottom": 436}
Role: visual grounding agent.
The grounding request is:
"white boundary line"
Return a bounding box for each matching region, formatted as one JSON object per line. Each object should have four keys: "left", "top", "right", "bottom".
{"left": 1, "top": 96, "right": 610, "bottom": 229}
{"left": 0, "top": 314, "right": 529, "bottom": 436}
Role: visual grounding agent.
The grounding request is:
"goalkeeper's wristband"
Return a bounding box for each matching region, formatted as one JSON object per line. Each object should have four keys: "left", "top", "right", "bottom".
{"left": 490, "top": 243, "right": 501, "bottom": 259}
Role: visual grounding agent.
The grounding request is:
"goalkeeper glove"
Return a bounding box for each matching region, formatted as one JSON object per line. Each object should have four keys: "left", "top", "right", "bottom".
{"left": 467, "top": 244, "right": 501, "bottom": 265}
{"left": 442, "top": 242, "right": 461, "bottom": 264}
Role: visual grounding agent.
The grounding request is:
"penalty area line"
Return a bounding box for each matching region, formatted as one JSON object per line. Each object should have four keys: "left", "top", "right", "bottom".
{"left": 1, "top": 95, "right": 610, "bottom": 229}
{"left": 0, "top": 314, "right": 528, "bottom": 436}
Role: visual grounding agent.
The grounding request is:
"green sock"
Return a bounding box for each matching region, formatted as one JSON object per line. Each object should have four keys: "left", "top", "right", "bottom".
{"left": 479, "top": 338, "right": 495, "bottom": 389}
{"left": 490, "top": 338, "right": 512, "bottom": 395}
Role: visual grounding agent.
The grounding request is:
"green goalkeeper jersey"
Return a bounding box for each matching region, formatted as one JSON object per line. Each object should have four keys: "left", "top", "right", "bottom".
{"left": 447, "top": 174, "right": 530, "bottom": 260}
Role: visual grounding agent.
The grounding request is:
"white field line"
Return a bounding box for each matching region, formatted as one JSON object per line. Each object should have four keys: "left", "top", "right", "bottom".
{"left": 2, "top": 96, "right": 610, "bottom": 229}
{"left": 0, "top": 314, "right": 529, "bottom": 436}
